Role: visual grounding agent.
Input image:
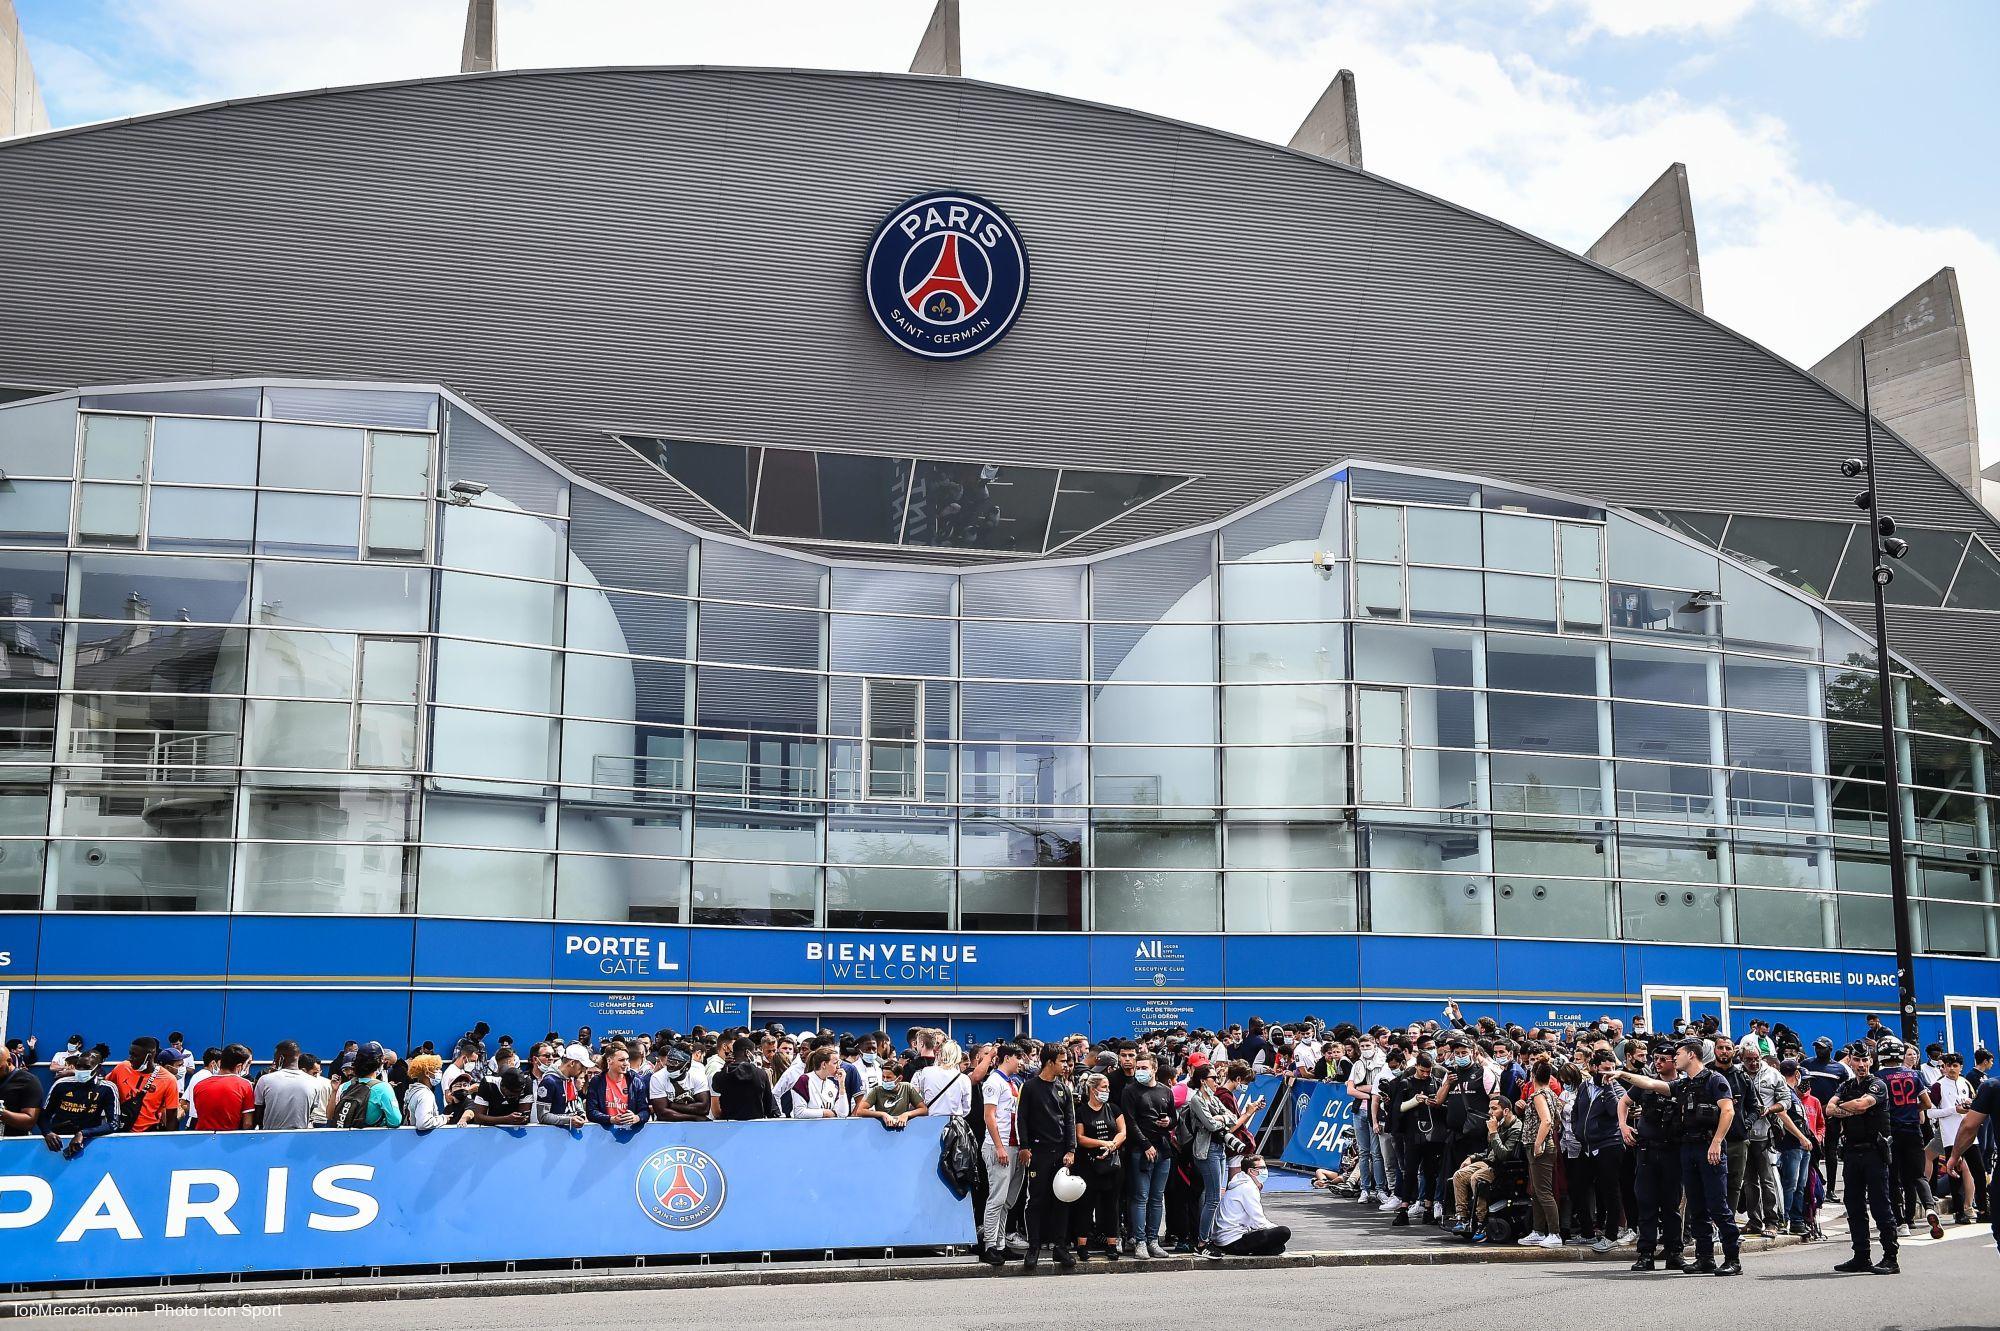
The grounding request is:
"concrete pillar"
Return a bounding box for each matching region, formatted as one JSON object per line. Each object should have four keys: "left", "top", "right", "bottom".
{"left": 909, "top": 0, "right": 961, "bottom": 77}
{"left": 1812, "top": 269, "right": 1983, "bottom": 505}
{"left": 1288, "top": 70, "right": 1362, "bottom": 169}
{"left": 461, "top": 0, "right": 498, "bottom": 74}
{"left": 1, "top": 0, "right": 52, "bottom": 138}
{"left": 1586, "top": 163, "right": 1704, "bottom": 312}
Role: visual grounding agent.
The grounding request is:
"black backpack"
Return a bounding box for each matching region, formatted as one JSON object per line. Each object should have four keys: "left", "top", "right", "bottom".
{"left": 927, "top": 1074, "right": 977, "bottom": 1199}
{"left": 331, "top": 1080, "right": 376, "bottom": 1129}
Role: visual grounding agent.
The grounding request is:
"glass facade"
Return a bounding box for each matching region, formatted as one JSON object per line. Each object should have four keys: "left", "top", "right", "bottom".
{"left": 1, "top": 385, "right": 1996, "bottom": 958}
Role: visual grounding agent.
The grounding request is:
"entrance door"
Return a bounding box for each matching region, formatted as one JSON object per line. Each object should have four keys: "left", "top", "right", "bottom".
{"left": 951, "top": 1016, "right": 1020, "bottom": 1047}
{"left": 1946, "top": 996, "right": 2000, "bottom": 1055}
{"left": 1643, "top": 985, "right": 1731, "bottom": 1038}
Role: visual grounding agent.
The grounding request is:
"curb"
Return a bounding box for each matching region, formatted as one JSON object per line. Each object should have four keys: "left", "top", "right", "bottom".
{"left": 0, "top": 1233, "right": 1809, "bottom": 1314}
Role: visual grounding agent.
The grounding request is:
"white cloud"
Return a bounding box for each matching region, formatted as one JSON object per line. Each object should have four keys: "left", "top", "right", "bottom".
{"left": 1551, "top": 0, "right": 1876, "bottom": 39}
{"left": 14, "top": 0, "right": 1990, "bottom": 466}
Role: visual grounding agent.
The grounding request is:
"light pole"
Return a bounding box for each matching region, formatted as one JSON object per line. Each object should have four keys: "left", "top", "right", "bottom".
{"left": 1841, "top": 338, "right": 1920, "bottom": 1044}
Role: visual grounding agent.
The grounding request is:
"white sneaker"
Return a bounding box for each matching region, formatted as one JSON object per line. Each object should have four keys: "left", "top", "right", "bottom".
{"left": 1519, "top": 1232, "right": 1548, "bottom": 1246}
{"left": 1357, "top": 1192, "right": 1376, "bottom": 1205}
{"left": 1434, "top": 1202, "right": 1448, "bottom": 1220}
{"left": 1006, "top": 1233, "right": 1029, "bottom": 1253}
{"left": 1379, "top": 1198, "right": 1403, "bottom": 1212}
{"left": 1617, "top": 1228, "right": 1637, "bottom": 1245}
{"left": 1540, "top": 1234, "right": 1564, "bottom": 1250}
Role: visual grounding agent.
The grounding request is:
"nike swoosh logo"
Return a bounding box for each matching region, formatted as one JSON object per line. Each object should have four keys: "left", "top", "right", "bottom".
{"left": 1046, "top": 1003, "right": 1080, "bottom": 1017}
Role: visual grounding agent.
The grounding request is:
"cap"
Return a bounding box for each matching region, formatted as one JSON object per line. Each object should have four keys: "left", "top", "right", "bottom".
{"left": 1777, "top": 1058, "right": 1800, "bottom": 1076}
{"left": 561, "top": 1043, "right": 591, "bottom": 1064}
{"left": 361, "top": 1040, "right": 384, "bottom": 1058}
{"left": 1675, "top": 1037, "right": 1705, "bottom": 1054}
{"left": 155, "top": 1046, "right": 186, "bottom": 1066}
{"left": 1814, "top": 1036, "right": 1834, "bottom": 1048}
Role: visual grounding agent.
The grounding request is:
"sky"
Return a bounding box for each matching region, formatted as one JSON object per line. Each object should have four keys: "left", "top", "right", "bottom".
{"left": 11, "top": 0, "right": 1998, "bottom": 456}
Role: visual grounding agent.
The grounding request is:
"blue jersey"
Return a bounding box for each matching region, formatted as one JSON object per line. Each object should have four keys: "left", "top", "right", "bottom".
{"left": 1879, "top": 1066, "right": 1928, "bottom": 1133}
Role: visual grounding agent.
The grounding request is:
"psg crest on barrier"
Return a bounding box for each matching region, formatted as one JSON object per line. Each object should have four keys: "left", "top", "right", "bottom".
{"left": 863, "top": 190, "right": 1028, "bottom": 360}
{"left": 635, "top": 1145, "right": 728, "bottom": 1230}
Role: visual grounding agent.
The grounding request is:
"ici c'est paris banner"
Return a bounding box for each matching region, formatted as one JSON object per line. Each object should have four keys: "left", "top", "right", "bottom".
{"left": 0, "top": 1118, "right": 973, "bottom": 1284}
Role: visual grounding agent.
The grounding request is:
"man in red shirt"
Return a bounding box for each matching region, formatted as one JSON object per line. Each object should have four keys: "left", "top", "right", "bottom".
{"left": 191, "top": 1044, "right": 257, "bottom": 1131}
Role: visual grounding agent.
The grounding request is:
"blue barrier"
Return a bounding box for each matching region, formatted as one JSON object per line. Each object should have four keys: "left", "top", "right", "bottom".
{"left": 1242, "top": 1074, "right": 1287, "bottom": 1137}
{"left": 1277, "top": 1081, "right": 1352, "bottom": 1171}
{"left": 0, "top": 1118, "right": 973, "bottom": 1284}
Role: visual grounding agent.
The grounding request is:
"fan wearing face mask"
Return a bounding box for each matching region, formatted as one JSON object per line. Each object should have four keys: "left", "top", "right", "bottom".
{"left": 1212, "top": 1154, "right": 1290, "bottom": 1256}
{"left": 1120, "top": 1049, "right": 1178, "bottom": 1258}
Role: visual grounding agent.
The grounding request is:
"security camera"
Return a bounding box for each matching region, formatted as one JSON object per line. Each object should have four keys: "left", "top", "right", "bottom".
{"left": 1882, "top": 536, "right": 1910, "bottom": 559}
{"left": 442, "top": 479, "right": 489, "bottom": 507}
{"left": 1839, "top": 458, "right": 1867, "bottom": 478}
{"left": 1873, "top": 564, "right": 1895, "bottom": 586}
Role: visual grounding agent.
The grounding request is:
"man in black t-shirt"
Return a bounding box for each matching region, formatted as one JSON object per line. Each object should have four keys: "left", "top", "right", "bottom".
{"left": 1944, "top": 1073, "right": 2000, "bottom": 1256}
{"left": 0, "top": 1045, "right": 40, "bottom": 1137}
{"left": 1018, "top": 1041, "right": 1078, "bottom": 1272}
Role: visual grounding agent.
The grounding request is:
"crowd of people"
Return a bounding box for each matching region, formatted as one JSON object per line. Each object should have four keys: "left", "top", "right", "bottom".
{"left": 4, "top": 1005, "right": 1996, "bottom": 1277}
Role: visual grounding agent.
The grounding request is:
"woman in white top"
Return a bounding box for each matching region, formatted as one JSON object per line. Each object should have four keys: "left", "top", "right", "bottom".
{"left": 1926, "top": 1051, "right": 1980, "bottom": 1219}
{"left": 912, "top": 1039, "right": 974, "bottom": 1119}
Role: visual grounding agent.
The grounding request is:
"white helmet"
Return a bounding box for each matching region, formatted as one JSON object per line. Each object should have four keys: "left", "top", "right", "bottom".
{"left": 1051, "top": 1167, "right": 1087, "bottom": 1204}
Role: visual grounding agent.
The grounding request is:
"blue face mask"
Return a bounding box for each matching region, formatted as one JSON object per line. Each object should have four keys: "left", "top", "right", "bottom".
{"left": 862, "top": 1053, "right": 879, "bottom": 1066}
{"left": 1135, "top": 1069, "right": 1154, "bottom": 1086}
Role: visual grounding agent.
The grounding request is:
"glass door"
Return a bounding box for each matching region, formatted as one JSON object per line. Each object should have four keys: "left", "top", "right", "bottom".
{"left": 1642, "top": 984, "right": 1732, "bottom": 1038}
{"left": 1946, "top": 996, "right": 2000, "bottom": 1056}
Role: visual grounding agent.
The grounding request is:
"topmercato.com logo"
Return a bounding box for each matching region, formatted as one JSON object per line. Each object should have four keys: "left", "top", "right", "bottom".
{"left": 863, "top": 190, "right": 1028, "bottom": 360}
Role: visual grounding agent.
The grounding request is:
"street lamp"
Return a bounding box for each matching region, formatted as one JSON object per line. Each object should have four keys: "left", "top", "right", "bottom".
{"left": 1842, "top": 338, "right": 1920, "bottom": 1044}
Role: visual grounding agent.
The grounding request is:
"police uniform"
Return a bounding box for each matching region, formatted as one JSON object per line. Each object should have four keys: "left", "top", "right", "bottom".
{"left": 1674, "top": 1061, "right": 1741, "bottom": 1271}
{"left": 1831, "top": 1063, "right": 1898, "bottom": 1270}
{"left": 1627, "top": 1078, "right": 1684, "bottom": 1267}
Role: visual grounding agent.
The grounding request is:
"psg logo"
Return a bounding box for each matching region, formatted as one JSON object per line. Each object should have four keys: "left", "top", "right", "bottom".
{"left": 863, "top": 190, "right": 1029, "bottom": 360}
{"left": 635, "top": 1145, "right": 727, "bottom": 1230}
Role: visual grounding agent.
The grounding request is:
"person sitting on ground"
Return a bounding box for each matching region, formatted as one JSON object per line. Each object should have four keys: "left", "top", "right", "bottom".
{"left": 1213, "top": 1154, "right": 1292, "bottom": 1256}
{"left": 1449, "top": 1096, "right": 1526, "bottom": 1239}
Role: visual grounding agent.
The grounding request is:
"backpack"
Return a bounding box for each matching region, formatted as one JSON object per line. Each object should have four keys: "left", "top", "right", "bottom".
{"left": 926, "top": 1073, "right": 977, "bottom": 1199}
{"left": 331, "top": 1079, "right": 377, "bottom": 1129}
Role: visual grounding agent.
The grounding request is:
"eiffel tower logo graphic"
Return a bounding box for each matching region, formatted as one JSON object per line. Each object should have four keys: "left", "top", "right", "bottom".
{"left": 656, "top": 1163, "right": 706, "bottom": 1213}
{"left": 904, "top": 233, "right": 982, "bottom": 323}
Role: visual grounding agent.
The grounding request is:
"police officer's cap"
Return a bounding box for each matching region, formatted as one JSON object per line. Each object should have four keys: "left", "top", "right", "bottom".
{"left": 1674, "top": 1036, "right": 1705, "bottom": 1054}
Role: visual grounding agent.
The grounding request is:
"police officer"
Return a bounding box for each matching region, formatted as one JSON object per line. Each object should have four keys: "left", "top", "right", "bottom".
{"left": 1827, "top": 1041, "right": 1899, "bottom": 1274}
{"left": 1671, "top": 1036, "right": 1741, "bottom": 1275}
{"left": 1612, "top": 1040, "right": 1684, "bottom": 1271}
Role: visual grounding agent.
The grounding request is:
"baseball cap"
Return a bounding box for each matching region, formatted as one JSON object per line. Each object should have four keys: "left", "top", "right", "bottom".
{"left": 562, "top": 1043, "right": 591, "bottom": 1064}
{"left": 1814, "top": 1036, "right": 1834, "bottom": 1048}
{"left": 155, "top": 1046, "right": 186, "bottom": 1066}
{"left": 1777, "top": 1058, "right": 1800, "bottom": 1076}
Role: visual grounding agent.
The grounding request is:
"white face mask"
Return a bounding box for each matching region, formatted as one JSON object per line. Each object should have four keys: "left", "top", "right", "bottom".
{"left": 1250, "top": 1168, "right": 1268, "bottom": 1188}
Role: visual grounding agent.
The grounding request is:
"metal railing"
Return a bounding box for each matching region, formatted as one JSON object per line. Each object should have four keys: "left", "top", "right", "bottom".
{"left": 66, "top": 728, "right": 239, "bottom": 783}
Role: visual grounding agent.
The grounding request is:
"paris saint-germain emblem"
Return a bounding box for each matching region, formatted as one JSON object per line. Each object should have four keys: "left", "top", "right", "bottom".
{"left": 863, "top": 190, "right": 1029, "bottom": 360}
{"left": 635, "top": 1145, "right": 727, "bottom": 1230}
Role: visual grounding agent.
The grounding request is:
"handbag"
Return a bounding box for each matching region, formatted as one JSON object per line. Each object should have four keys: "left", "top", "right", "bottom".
{"left": 927, "top": 1072, "right": 978, "bottom": 1199}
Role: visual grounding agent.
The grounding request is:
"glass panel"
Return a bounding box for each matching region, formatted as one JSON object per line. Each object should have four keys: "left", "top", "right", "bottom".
{"left": 79, "top": 553, "right": 251, "bottom": 623}
{"left": 752, "top": 450, "right": 912, "bottom": 544}
{"left": 1558, "top": 523, "right": 1602, "bottom": 580}
{"left": 1493, "top": 834, "right": 1613, "bottom": 939}
{"left": 77, "top": 484, "right": 143, "bottom": 542}
{"left": 65, "top": 692, "right": 241, "bottom": 777}
{"left": 1484, "top": 573, "right": 1556, "bottom": 629}
{"left": 1612, "top": 642, "right": 1710, "bottom": 705}
{"left": 149, "top": 417, "right": 259, "bottom": 485}
{"left": 825, "top": 864, "right": 952, "bottom": 930}
{"left": 438, "top": 571, "right": 560, "bottom": 645}
{"left": 1492, "top": 693, "right": 1602, "bottom": 756}
{"left": 1619, "top": 838, "right": 1724, "bottom": 941}
{"left": 0, "top": 397, "right": 78, "bottom": 476}
{"left": 0, "top": 480, "right": 72, "bottom": 543}
{"left": 959, "top": 566, "right": 1082, "bottom": 620}
{"left": 961, "top": 683, "right": 1082, "bottom": 742}
{"left": 1407, "top": 506, "right": 1481, "bottom": 566}
{"left": 444, "top": 403, "right": 566, "bottom": 516}
{"left": 904, "top": 459, "right": 1058, "bottom": 552}
{"left": 249, "top": 630, "right": 358, "bottom": 704}
{"left": 355, "top": 705, "right": 417, "bottom": 769}
{"left": 1352, "top": 625, "right": 1476, "bottom": 687}
{"left": 259, "top": 423, "right": 366, "bottom": 491}
{"left": 1223, "top": 746, "right": 1346, "bottom": 817}
{"left": 1609, "top": 584, "right": 1718, "bottom": 637}
{"left": 1092, "top": 824, "right": 1220, "bottom": 931}
{"left": 1607, "top": 516, "right": 1720, "bottom": 591}
{"left": 431, "top": 707, "right": 553, "bottom": 786}
{"left": 1223, "top": 823, "right": 1357, "bottom": 930}
{"left": 623, "top": 436, "right": 756, "bottom": 528}
{"left": 960, "top": 741, "right": 1085, "bottom": 809}
{"left": 1092, "top": 685, "right": 1213, "bottom": 744}
{"left": 958, "top": 818, "right": 1082, "bottom": 930}
{"left": 1220, "top": 563, "right": 1343, "bottom": 622}
{"left": 52, "top": 783, "right": 233, "bottom": 910}
{"left": 239, "top": 789, "right": 414, "bottom": 913}
{"left": 264, "top": 386, "right": 436, "bottom": 430}
{"left": 1409, "top": 567, "right": 1481, "bottom": 622}
{"left": 1351, "top": 469, "right": 1479, "bottom": 506}
{"left": 1356, "top": 564, "right": 1403, "bottom": 618}
{"left": 1490, "top": 753, "right": 1606, "bottom": 824}
{"left": 0, "top": 787, "right": 49, "bottom": 908}
{"left": 1487, "top": 639, "right": 1599, "bottom": 695}
{"left": 418, "top": 848, "right": 552, "bottom": 919}
{"left": 146, "top": 487, "right": 255, "bottom": 553}
{"left": 691, "top": 810, "right": 818, "bottom": 926}
{"left": 1718, "top": 516, "right": 1848, "bottom": 599}
{"left": 246, "top": 699, "right": 351, "bottom": 771}
{"left": 1483, "top": 513, "right": 1554, "bottom": 574}
{"left": 1560, "top": 580, "right": 1603, "bottom": 630}
{"left": 1945, "top": 537, "right": 2000, "bottom": 611}
{"left": 962, "top": 619, "right": 1080, "bottom": 679}
{"left": 255, "top": 492, "right": 360, "bottom": 558}
{"left": 367, "top": 432, "right": 432, "bottom": 497}
{"left": 1365, "top": 825, "right": 1490, "bottom": 935}
{"left": 1092, "top": 623, "right": 1213, "bottom": 683}
{"left": 83, "top": 387, "right": 261, "bottom": 418}
{"left": 79, "top": 415, "right": 147, "bottom": 481}
{"left": 1617, "top": 760, "right": 1717, "bottom": 824}
{"left": 1091, "top": 746, "right": 1216, "bottom": 815}
{"left": 1354, "top": 505, "right": 1403, "bottom": 561}
{"left": 254, "top": 560, "right": 427, "bottom": 632}
{"left": 556, "top": 824, "right": 689, "bottom": 924}
{"left": 1220, "top": 622, "right": 1343, "bottom": 682}
{"left": 1734, "top": 885, "right": 1836, "bottom": 949}
{"left": 365, "top": 498, "right": 429, "bottom": 555}
{"left": 1831, "top": 526, "right": 1969, "bottom": 608}
{"left": 1613, "top": 702, "right": 1713, "bottom": 765}
{"left": 1720, "top": 564, "right": 1820, "bottom": 656}
{"left": 1047, "top": 469, "right": 1184, "bottom": 549}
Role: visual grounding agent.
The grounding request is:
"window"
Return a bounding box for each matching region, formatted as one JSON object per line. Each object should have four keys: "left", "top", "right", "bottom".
{"left": 1357, "top": 687, "right": 1408, "bottom": 804}
{"left": 861, "top": 677, "right": 927, "bottom": 800}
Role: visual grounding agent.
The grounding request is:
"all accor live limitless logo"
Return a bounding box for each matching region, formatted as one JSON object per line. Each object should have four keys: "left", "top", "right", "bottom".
{"left": 863, "top": 191, "right": 1028, "bottom": 360}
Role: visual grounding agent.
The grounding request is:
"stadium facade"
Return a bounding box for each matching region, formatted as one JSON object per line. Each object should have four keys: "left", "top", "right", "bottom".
{"left": 1, "top": 66, "right": 1997, "bottom": 1057}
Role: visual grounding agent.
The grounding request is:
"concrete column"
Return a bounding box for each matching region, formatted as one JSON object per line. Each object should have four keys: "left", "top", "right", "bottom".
{"left": 461, "top": 0, "right": 498, "bottom": 73}
{"left": 1288, "top": 70, "right": 1362, "bottom": 169}
{"left": 1586, "top": 163, "right": 1704, "bottom": 312}
{"left": 908, "top": 0, "right": 961, "bottom": 77}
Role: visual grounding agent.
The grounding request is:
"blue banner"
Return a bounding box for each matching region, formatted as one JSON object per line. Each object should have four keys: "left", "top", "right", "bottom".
{"left": 1277, "top": 1081, "right": 1352, "bottom": 1171}
{"left": 1242, "top": 1074, "right": 1288, "bottom": 1137}
{"left": 0, "top": 1118, "right": 972, "bottom": 1284}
